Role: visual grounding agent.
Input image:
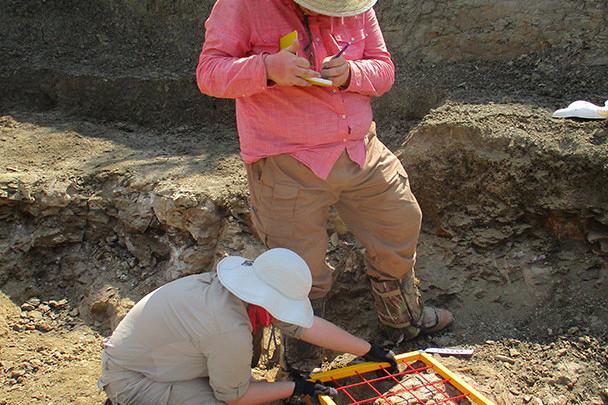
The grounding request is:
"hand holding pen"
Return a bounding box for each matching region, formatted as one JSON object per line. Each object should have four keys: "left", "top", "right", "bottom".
{"left": 331, "top": 43, "right": 350, "bottom": 60}
{"left": 321, "top": 43, "right": 351, "bottom": 87}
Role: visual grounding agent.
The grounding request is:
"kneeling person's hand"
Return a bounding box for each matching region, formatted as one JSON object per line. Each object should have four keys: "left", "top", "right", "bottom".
{"left": 363, "top": 343, "right": 399, "bottom": 373}
{"left": 292, "top": 372, "right": 338, "bottom": 399}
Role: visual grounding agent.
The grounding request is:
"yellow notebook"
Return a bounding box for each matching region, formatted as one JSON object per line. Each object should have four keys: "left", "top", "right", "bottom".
{"left": 279, "top": 31, "right": 333, "bottom": 87}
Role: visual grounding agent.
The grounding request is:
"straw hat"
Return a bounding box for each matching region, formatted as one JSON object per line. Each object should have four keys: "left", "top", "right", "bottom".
{"left": 217, "top": 248, "right": 314, "bottom": 328}
{"left": 293, "top": 0, "right": 378, "bottom": 17}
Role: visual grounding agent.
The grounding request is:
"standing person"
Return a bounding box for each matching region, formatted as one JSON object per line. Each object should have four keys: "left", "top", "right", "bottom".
{"left": 196, "top": 0, "right": 454, "bottom": 365}
{"left": 98, "top": 248, "right": 396, "bottom": 405}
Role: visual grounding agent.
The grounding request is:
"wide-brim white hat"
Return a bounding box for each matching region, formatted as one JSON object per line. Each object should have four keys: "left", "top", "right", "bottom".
{"left": 293, "top": 0, "right": 377, "bottom": 17}
{"left": 217, "top": 248, "right": 314, "bottom": 328}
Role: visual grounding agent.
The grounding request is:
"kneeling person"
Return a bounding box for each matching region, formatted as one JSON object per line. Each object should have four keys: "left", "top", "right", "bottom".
{"left": 98, "top": 248, "right": 394, "bottom": 404}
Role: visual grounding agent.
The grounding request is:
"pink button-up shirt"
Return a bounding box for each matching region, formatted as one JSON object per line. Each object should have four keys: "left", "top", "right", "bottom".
{"left": 197, "top": 0, "right": 395, "bottom": 179}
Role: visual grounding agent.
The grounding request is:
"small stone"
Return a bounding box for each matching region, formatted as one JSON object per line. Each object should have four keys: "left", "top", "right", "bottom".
{"left": 69, "top": 308, "right": 79, "bottom": 317}
{"left": 27, "top": 298, "right": 41, "bottom": 306}
{"left": 509, "top": 348, "right": 520, "bottom": 357}
{"left": 474, "top": 289, "right": 486, "bottom": 298}
{"left": 567, "top": 326, "right": 579, "bottom": 335}
{"left": 36, "top": 322, "right": 53, "bottom": 332}
{"left": 530, "top": 397, "right": 544, "bottom": 405}
{"left": 547, "top": 328, "right": 553, "bottom": 335}
{"left": 10, "top": 369, "right": 25, "bottom": 378}
{"left": 578, "top": 336, "right": 592, "bottom": 345}
{"left": 38, "top": 304, "right": 50, "bottom": 313}
{"left": 485, "top": 340, "right": 496, "bottom": 344}
{"left": 28, "top": 311, "right": 43, "bottom": 321}
{"left": 48, "top": 299, "right": 67, "bottom": 308}
{"left": 495, "top": 354, "right": 516, "bottom": 364}
{"left": 433, "top": 335, "right": 455, "bottom": 347}
{"left": 553, "top": 375, "right": 573, "bottom": 387}
{"left": 20, "top": 303, "right": 35, "bottom": 311}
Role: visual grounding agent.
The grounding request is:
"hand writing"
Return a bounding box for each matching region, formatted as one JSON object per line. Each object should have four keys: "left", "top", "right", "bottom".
{"left": 264, "top": 41, "right": 321, "bottom": 87}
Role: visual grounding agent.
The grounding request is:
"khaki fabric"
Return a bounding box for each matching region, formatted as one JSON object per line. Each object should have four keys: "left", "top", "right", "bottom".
{"left": 100, "top": 273, "right": 252, "bottom": 403}
{"left": 100, "top": 352, "right": 223, "bottom": 405}
{"left": 246, "top": 123, "right": 422, "bottom": 298}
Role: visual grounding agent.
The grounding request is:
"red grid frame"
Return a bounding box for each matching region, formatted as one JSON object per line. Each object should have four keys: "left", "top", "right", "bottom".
{"left": 310, "top": 351, "right": 495, "bottom": 405}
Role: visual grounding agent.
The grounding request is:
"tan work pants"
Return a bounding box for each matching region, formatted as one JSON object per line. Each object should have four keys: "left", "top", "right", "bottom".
{"left": 246, "top": 124, "right": 422, "bottom": 299}
{"left": 98, "top": 352, "right": 222, "bottom": 405}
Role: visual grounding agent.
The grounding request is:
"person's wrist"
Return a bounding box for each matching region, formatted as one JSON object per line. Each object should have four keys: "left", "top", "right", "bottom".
{"left": 290, "top": 381, "right": 297, "bottom": 396}
{"left": 339, "top": 65, "right": 352, "bottom": 89}
{"left": 361, "top": 341, "right": 372, "bottom": 357}
{"left": 292, "top": 375, "right": 308, "bottom": 397}
{"left": 262, "top": 53, "right": 273, "bottom": 81}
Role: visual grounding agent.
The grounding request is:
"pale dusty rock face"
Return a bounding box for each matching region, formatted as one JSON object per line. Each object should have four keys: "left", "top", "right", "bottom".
{"left": 376, "top": 1, "right": 607, "bottom": 64}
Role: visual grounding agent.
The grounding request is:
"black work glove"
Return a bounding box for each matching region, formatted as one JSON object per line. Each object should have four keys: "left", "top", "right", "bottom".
{"left": 291, "top": 372, "right": 338, "bottom": 399}
{"left": 363, "top": 343, "right": 399, "bottom": 374}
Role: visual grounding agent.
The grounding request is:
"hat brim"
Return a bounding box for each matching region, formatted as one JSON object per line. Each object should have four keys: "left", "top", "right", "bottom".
{"left": 293, "top": 0, "right": 377, "bottom": 17}
{"left": 217, "top": 256, "right": 314, "bottom": 329}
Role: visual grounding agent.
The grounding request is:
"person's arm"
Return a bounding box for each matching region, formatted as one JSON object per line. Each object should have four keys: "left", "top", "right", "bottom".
{"left": 299, "top": 316, "right": 371, "bottom": 355}
{"left": 298, "top": 316, "right": 398, "bottom": 372}
{"left": 225, "top": 381, "right": 295, "bottom": 405}
{"left": 196, "top": 0, "right": 320, "bottom": 98}
{"left": 343, "top": 8, "right": 395, "bottom": 97}
{"left": 196, "top": 0, "right": 268, "bottom": 99}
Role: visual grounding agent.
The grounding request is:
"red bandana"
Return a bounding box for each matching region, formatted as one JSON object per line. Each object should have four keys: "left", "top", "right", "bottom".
{"left": 247, "top": 304, "right": 273, "bottom": 334}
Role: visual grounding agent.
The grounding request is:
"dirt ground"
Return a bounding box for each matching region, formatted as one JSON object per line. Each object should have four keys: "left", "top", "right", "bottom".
{"left": 1, "top": 109, "right": 607, "bottom": 404}
{"left": 1, "top": 1, "right": 608, "bottom": 404}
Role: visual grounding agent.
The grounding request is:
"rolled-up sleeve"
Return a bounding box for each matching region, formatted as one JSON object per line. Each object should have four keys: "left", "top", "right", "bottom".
{"left": 196, "top": 0, "right": 268, "bottom": 99}
{"left": 272, "top": 319, "right": 305, "bottom": 339}
{"left": 205, "top": 329, "right": 252, "bottom": 402}
{"left": 345, "top": 8, "right": 395, "bottom": 97}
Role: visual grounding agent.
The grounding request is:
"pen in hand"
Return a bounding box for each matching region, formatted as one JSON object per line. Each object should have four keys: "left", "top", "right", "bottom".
{"left": 331, "top": 43, "right": 350, "bottom": 60}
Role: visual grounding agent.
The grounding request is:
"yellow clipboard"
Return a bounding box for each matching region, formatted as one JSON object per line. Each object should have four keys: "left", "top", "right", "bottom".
{"left": 279, "top": 31, "right": 333, "bottom": 87}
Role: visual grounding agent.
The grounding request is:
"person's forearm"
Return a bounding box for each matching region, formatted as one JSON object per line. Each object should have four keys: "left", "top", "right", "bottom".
{"left": 225, "top": 381, "right": 295, "bottom": 405}
{"left": 345, "top": 59, "right": 394, "bottom": 96}
{"left": 196, "top": 53, "right": 268, "bottom": 99}
{"left": 299, "top": 316, "right": 371, "bottom": 356}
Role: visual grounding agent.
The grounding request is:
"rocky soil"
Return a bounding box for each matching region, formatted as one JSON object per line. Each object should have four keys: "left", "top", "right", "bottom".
{"left": 1, "top": 1, "right": 607, "bottom": 405}
{"left": 1, "top": 106, "right": 606, "bottom": 404}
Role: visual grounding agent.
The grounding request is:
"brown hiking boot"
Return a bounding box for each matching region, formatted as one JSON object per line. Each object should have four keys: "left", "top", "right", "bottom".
{"left": 370, "top": 274, "right": 453, "bottom": 343}
{"left": 283, "top": 298, "right": 326, "bottom": 370}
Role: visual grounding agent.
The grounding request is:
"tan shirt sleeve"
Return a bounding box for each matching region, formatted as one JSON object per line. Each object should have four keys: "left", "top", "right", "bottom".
{"left": 205, "top": 328, "right": 252, "bottom": 402}
{"left": 272, "top": 319, "right": 305, "bottom": 339}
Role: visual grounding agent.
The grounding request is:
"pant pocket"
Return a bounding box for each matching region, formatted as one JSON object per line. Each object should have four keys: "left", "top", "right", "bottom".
{"left": 257, "top": 181, "right": 299, "bottom": 240}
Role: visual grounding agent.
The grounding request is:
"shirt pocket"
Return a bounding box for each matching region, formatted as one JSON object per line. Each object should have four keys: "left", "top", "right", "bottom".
{"left": 250, "top": 26, "right": 297, "bottom": 55}
{"left": 332, "top": 28, "right": 367, "bottom": 60}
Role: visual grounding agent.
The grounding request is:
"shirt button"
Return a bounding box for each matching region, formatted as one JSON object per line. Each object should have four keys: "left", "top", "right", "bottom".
{"left": 316, "top": 37, "right": 321, "bottom": 42}
{"left": 331, "top": 90, "right": 337, "bottom": 94}
{"left": 343, "top": 138, "right": 347, "bottom": 142}
{"left": 341, "top": 114, "right": 346, "bottom": 119}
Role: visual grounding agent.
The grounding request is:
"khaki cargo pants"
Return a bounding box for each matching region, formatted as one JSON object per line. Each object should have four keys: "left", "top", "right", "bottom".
{"left": 246, "top": 123, "right": 423, "bottom": 300}
{"left": 98, "top": 352, "right": 222, "bottom": 405}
